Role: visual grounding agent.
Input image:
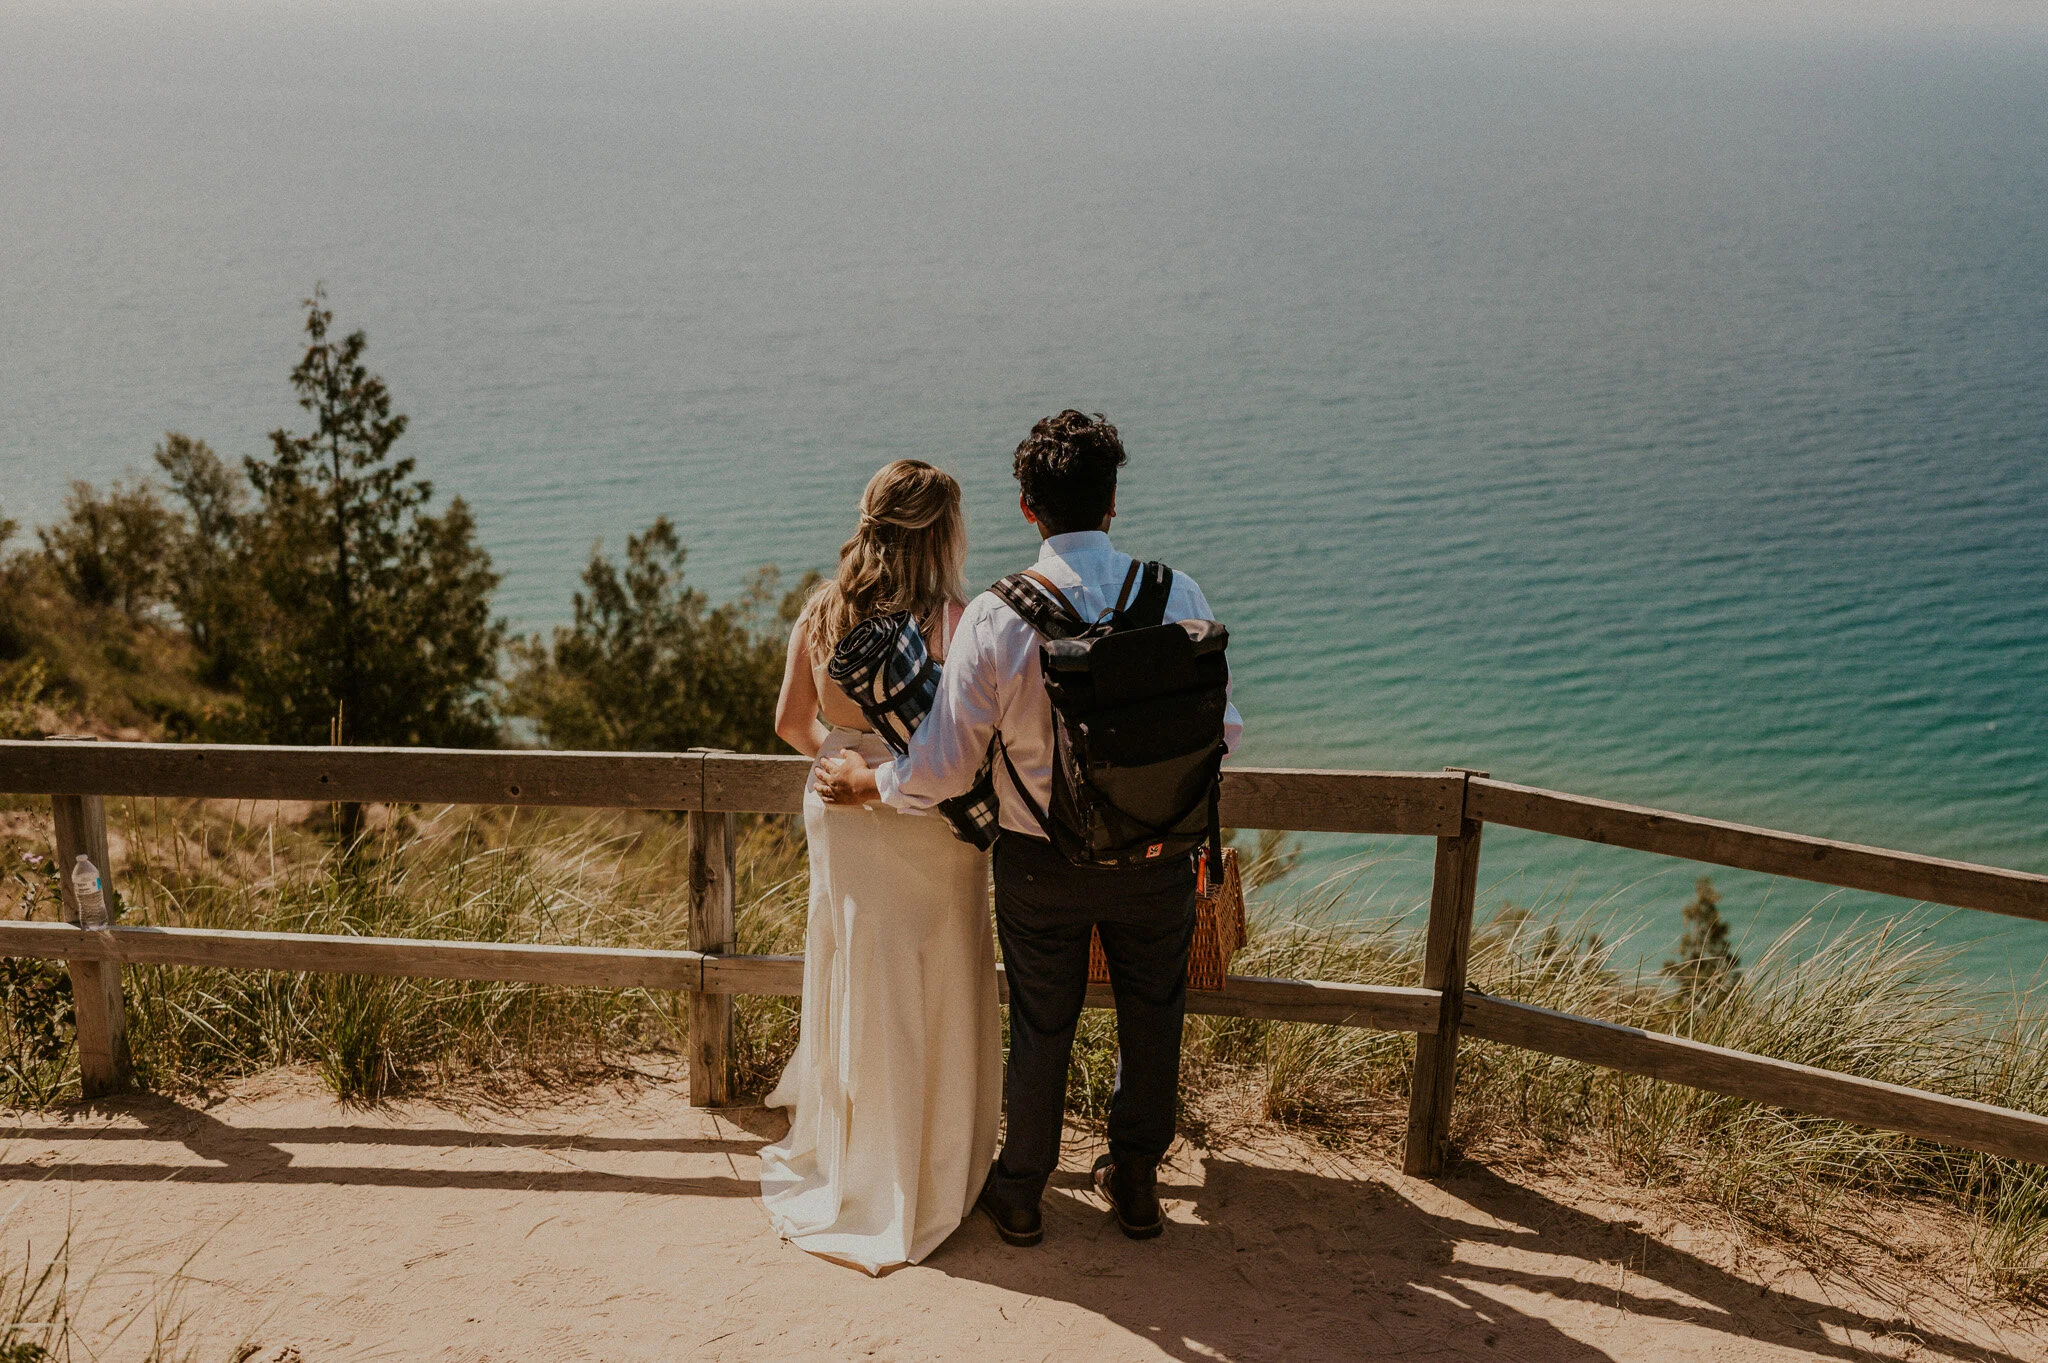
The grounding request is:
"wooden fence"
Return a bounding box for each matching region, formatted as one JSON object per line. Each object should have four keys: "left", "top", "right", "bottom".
{"left": 2, "top": 737, "right": 2045, "bottom": 1175}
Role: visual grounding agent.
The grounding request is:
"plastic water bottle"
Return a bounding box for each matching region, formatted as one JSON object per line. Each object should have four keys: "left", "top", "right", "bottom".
{"left": 70, "top": 854, "right": 109, "bottom": 928}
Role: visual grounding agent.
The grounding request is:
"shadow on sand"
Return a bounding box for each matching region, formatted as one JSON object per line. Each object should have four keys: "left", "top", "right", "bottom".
{"left": 4, "top": 1095, "right": 2028, "bottom": 1362}
{"left": 922, "top": 1146, "right": 2024, "bottom": 1363}
{"left": 0, "top": 1091, "right": 766, "bottom": 1198}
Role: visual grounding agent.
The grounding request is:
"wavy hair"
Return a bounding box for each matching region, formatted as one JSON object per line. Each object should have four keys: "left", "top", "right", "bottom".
{"left": 803, "top": 460, "right": 968, "bottom": 654}
{"left": 1013, "top": 409, "right": 1125, "bottom": 535}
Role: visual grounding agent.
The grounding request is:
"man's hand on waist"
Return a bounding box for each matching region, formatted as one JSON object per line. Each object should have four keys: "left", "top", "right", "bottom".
{"left": 815, "top": 750, "right": 882, "bottom": 806}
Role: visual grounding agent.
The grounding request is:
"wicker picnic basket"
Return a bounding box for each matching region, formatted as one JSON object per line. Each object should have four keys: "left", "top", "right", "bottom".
{"left": 1087, "top": 846, "right": 1245, "bottom": 992}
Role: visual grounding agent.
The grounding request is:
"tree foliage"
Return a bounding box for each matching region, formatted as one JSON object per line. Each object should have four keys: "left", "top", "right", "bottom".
{"left": 10, "top": 292, "right": 820, "bottom": 776}
{"left": 154, "top": 433, "right": 254, "bottom": 687}
{"left": 0, "top": 659, "right": 53, "bottom": 742}
{"left": 1663, "top": 875, "right": 1742, "bottom": 1003}
{"left": 230, "top": 289, "right": 504, "bottom": 749}
{"left": 505, "top": 517, "right": 811, "bottom": 753}
{"left": 35, "top": 478, "right": 185, "bottom": 618}
{"left": 0, "top": 507, "right": 21, "bottom": 661}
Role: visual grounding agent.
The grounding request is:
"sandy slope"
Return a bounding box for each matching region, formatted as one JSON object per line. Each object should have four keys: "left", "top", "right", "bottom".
{"left": 1, "top": 1068, "right": 2041, "bottom": 1363}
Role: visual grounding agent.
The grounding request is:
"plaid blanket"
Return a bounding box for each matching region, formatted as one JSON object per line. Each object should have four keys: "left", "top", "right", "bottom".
{"left": 826, "top": 612, "right": 1002, "bottom": 850}
{"left": 826, "top": 611, "right": 935, "bottom": 756}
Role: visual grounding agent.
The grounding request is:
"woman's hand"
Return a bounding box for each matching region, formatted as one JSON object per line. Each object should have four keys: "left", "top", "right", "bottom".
{"left": 815, "top": 751, "right": 881, "bottom": 806}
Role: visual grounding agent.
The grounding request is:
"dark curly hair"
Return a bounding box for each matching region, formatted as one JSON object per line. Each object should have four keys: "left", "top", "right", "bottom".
{"left": 1012, "top": 410, "right": 1127, "bottom": 536}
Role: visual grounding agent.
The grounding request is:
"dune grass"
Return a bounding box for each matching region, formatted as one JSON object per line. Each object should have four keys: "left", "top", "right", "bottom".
{"left": 1, "top": 797, "right": 2046, "bottom": 1296}
{"left": 0, "top": 1204, "right": 259, "bottom": 1363}
{"left": 1162, "top": 862, "right": 2048, "bottom": 1296}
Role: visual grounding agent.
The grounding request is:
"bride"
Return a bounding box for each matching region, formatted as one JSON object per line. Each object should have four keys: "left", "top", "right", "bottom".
{"left": 759, "top": 459, "right": 1002, "bottom": 1273}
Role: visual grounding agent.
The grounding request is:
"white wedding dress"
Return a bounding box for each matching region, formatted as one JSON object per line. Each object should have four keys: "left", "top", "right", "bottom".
{"left": 759, "top": 726, "right": 1002, "bottom": 1273}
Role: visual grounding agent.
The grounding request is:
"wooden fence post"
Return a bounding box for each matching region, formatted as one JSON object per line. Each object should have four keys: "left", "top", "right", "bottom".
{"left": 687, "top": 807, "right": 737, "bottom": 1107}
{"left": 48, "top": 737, "right": 132, "bottom": 1098}
{"left": 1403, "top": 767, "right": 1486, "bottom": 1176}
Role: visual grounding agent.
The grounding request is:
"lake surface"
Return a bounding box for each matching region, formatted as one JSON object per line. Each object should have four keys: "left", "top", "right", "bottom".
{"left": 3, "top": 3, "right": 2044, "bottom": 983}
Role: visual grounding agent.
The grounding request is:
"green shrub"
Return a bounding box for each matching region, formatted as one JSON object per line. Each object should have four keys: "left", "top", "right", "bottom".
{"left": 35, "top": 479, "right": 184, "bottom": 620}
{"left": 503, "top": 517, "right": 812, "bottom": 755}
{"left": 0, "top": 955, "right": 74, "bottom": 1108}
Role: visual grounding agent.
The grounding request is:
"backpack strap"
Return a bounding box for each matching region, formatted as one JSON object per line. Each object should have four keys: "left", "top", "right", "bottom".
{"left": 1205, "top": 751, "right": 1224, "bottom": 891}
{"left": 1104, "top": 560, "right": 1143, "bottom": 618}
{"left": 1021, "top": 569, "right": 1085, "bottom": 622}
{"left": 1119, "top": 561, "right": 1174, "bottom": 629}
{"left": 991, "top": 571, "right": 1087, "bottom": 641}
{"left": 992, "top": 732, "right": 1061, "bottom": 845}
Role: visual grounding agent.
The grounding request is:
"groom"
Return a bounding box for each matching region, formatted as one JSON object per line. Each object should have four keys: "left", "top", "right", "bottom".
{"left": 817, "top": 410, "right": 1242, "bottom": 1245}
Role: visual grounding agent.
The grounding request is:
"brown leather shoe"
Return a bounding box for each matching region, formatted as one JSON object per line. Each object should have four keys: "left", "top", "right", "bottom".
{"left": 1092, "top": 1154, "right": 1164, "bottom": 1240}
{"left": 977, "top": 1167, "right": 1043, "bottom": 1247}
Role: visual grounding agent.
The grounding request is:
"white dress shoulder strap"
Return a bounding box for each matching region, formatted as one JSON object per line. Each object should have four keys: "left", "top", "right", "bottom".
{"left": 929, "top": 599, "right": 967, "bottom": 663}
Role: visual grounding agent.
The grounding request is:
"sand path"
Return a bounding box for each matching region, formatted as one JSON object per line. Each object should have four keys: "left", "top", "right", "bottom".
{"left": 2, "top": 1069, "right": 2040, "bottom": 1362}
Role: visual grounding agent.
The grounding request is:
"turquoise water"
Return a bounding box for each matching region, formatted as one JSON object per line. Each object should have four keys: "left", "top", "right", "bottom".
{"left": 3, "top": 4, "right": 2044, "bottom": 982}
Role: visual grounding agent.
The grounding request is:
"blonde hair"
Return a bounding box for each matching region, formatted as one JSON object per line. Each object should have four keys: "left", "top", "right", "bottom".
{"left": 804, "top": 460, "right": 968, "bottom": 654}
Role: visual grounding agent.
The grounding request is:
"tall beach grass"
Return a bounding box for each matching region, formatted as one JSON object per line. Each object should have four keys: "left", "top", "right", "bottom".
{"left": 1, "top": 796, "right": 2045, "bottom": 1294}
{"left": 0, "top": 1200, "right": 258, "bottom": 1363}
{"left": 1165, "top": 860, "right": 2048, "bottom": 1295}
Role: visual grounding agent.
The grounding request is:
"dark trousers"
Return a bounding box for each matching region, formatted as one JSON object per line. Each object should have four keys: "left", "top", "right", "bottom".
{"left": 989, "top": 831, "right": 1197, "bottom": 1208}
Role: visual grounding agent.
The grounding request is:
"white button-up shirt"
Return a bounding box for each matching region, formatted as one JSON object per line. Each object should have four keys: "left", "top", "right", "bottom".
{"left": 875, "top": 530, "right": 1244, "bottom": 834}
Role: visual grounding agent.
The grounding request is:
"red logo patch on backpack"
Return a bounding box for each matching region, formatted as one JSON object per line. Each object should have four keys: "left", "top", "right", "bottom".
{"left": 1146, "top": 842, "right": 1164, "bottom": 858}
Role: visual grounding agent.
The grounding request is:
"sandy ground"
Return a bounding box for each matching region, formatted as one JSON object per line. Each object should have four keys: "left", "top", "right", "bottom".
{"left": 2, "top": 1069, "right": 2043, "bottom": 1363}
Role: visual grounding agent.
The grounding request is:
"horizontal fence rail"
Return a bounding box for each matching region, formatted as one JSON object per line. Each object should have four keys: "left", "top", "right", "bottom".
{"left": 0, "top": 741, "right": 1466, "bottom": 837}
{"left": 0, "top": 741, "right": 711, "bottom": 812}
{"left": 2, "top": 739, "right": 2045, "bottom": 1178}
{"left": 0, "top": 922, "right": 1443, "bottom": 1033}
{"left": 1462, "top": 993, "right": 2048, "bottom": 1165}
{"left": 1469, "top": 777, "right": 2048, "bottom": 924}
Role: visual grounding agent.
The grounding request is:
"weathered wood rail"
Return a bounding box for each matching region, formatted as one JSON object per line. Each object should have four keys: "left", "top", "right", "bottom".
{"left": 3, "top": 738, "right": 2045, "bottom": 1170}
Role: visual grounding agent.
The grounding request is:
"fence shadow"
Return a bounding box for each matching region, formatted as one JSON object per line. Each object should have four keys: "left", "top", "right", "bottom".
{"left": 3, "top": 1094, "right": 2028, "bottom": 1362}
{"left": 0, "top": 1091, "right": 762, "bottom": 1198}
{"left": 922, "top": 1148, "right": 2026, "bottom": 1363}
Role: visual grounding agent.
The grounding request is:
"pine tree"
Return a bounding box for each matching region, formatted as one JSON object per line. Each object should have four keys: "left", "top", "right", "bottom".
{"left": 235, "top": 289, "right": 503, "bottom": 782}
{"left": 1662, "top": 875, "right": 1742, "bottom": 1003}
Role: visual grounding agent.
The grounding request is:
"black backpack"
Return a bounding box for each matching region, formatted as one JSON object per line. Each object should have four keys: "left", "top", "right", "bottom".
{"left": 991, "top": 560, "right": 1230, "bottom": 870}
